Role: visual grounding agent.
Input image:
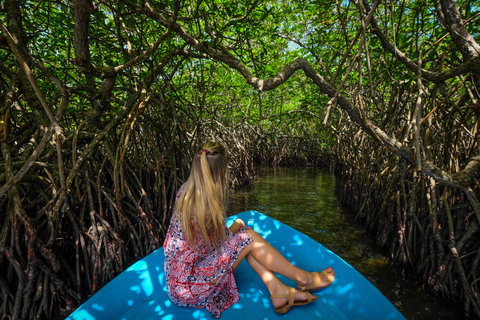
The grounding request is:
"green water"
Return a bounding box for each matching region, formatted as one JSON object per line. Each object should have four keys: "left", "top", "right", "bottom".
{"left": 227, "top": 166, "right": 464, "bottom": 320}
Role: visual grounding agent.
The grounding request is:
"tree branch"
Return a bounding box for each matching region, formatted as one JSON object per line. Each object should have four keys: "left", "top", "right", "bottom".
{"left": 439, "top": 0, "right": 480, "bottom": 60}
{"left": 363, "top": 0, "right": 480, "bottom": 84}
{"left": 0, "top": 20, "right": 63, "bottom": 138}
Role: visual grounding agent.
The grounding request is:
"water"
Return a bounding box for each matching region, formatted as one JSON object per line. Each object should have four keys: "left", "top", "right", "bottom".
{"left": 227, "top": 166, "right": 465, "bottom": 320}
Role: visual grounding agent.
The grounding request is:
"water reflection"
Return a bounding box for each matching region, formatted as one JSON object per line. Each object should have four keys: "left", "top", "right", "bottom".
{"left": 228, "top": 167, "right": 380, "bottom": 275}
{"left": 227, "top": 166, "right": 464, "bottom": 320}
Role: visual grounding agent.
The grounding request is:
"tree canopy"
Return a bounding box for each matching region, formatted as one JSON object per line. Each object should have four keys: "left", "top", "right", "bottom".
{"left": 1, "top": 0, "right": 480, "bottom": 318}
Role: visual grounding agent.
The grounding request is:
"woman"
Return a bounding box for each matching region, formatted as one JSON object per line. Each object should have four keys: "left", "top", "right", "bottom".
{"left": 164, "top": 141, "right": 334, "bottom": 318}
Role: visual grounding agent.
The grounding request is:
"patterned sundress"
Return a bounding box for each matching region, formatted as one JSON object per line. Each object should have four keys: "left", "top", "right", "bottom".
{"left": 163, "top": 185, "right": 253, "bottom": 318}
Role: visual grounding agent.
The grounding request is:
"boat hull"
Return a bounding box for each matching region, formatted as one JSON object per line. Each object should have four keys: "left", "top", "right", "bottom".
{"left": 67, "top": 210, "right": 406, "bottom": 319}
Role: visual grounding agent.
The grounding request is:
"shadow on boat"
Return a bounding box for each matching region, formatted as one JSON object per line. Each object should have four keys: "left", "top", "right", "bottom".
{"left": 67, "top": 211, "right": 406, "bottom": 320}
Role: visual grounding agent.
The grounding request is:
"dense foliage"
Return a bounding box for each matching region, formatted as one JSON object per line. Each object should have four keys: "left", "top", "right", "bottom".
{"left": 0, "top": 0, "right": 479, "bottom": 318}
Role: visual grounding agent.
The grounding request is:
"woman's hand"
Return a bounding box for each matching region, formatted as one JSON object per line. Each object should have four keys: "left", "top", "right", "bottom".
{"left": 235, "top": 218, "right": 245, "bottom": 227}
{"left": 229, "top": 218, "right": 245, "bottom": 235}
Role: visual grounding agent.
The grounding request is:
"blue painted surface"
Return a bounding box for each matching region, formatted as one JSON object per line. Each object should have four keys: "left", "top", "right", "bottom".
{"left": 66, "top": 210, "right": 406, "bottom": 319}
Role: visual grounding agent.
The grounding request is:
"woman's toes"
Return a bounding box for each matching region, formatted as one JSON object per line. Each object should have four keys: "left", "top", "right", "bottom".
{"left": 297, "top": 290, "right": 317, "bottom": 302}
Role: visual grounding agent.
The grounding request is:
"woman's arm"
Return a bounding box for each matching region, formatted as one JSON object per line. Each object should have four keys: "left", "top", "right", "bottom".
{"left": 229, "top": 218, "right": 245, "bottom": 235}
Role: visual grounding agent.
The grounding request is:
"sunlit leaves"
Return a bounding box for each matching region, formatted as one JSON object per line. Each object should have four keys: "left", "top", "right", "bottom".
{"left": 2, "top": 0, "right": 479, "bottom": 150}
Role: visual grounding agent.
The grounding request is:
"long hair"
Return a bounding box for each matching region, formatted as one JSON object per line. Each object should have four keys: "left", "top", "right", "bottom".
{"left": 175, "top": 141, "right": 229, "bottom": 250}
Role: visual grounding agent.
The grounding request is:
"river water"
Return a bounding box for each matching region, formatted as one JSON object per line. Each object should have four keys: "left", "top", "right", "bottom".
{"left": 227, "top": 166, "right": 465, "bottom": 320}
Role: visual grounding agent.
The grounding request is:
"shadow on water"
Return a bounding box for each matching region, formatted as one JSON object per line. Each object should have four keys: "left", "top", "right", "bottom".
{"left": 227, "top": 166, "right": 465, "bottom": 320}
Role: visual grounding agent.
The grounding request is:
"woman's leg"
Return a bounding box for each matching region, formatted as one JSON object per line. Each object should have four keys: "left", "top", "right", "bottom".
{"left": 232, "top": 229, "right": 334, "bottom": 290}
{"left": 243, "top": 253, "right": 315, "bottom": 309}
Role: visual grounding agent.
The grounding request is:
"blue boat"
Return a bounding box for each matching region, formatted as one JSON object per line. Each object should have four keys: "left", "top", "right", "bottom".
{"left": 66, "top": 210, "right": 406, "bottom": 319}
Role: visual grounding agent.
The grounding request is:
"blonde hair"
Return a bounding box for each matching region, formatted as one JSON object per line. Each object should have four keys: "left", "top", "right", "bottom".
{"left": 175, "top": 141, "right": 229, "bottom": 250}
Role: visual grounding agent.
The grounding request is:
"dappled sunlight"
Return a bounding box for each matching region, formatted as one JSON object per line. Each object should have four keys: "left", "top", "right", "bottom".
{"left": 334, "top": 282, "right": 355, "bottom": 294}
{"left": 67, "top": 211, "right": 404, "bottom": 320}
{"left": 291, "top": 234, "right": 304, "bottom": 246}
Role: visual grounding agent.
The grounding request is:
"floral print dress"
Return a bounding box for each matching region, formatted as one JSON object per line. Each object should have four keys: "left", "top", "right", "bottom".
{"left": 163, "top": 185, "right": 253, "bottom": 318}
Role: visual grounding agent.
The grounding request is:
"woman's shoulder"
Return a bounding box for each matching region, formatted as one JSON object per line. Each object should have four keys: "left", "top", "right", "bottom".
{"left": 175, "top": 183, "right": 186, "bottom": 201}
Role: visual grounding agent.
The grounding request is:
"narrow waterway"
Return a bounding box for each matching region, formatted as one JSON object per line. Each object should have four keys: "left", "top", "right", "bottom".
{"left": 227, "top": 166, "right": 465, "bottom": 320}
